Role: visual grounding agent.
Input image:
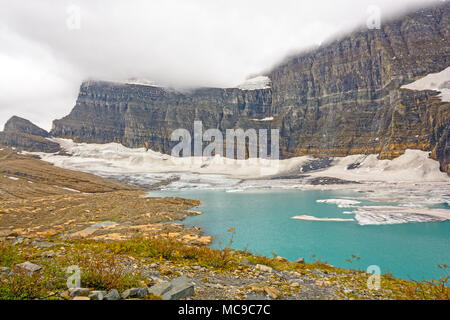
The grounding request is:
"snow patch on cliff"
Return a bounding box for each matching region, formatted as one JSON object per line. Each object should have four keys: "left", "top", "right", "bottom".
{"left": 124, "top": 78, "right": 162, "bottom": 87}
{"left": 251, "top": 117, "right": 274, "bottom": 122}
{"left": 401, "top": 67, "right": 450, "bottom": 102}
{"left": 237, "top": 76, "right": 271, "bottom": 90}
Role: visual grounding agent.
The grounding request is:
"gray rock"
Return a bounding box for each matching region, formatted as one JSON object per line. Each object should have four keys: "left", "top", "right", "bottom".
{"left": 31, "top": 241, "right": 63, "bottom": 248}
{"left": 161, "top": 277, "right": 194, "bottom": 300}
{"left": 255, "top": 264, "right": 273, "bottom": 273}
{"left": 89, "top": 290, "right": 107, "bottom": 300}
{"left": 121, "top": 287, "right": 147, "bottom": 299}
{"left": 69, "top": 287, "right": 90, "bottom": 298}
{"left": 147, "top": 282, "right": 172, "bottom": 297}
{"left": 0, "top": 267, "right": 12, "bottom": 277}
{"left": 84, "top": 221, "right": 117, "bottom": 231}
{"left": 148, "top": 275, "right": 164, "bottom": 285}
{"left": 15, "top": 261, "right": 42, "bottom": 274}
{"left": 104, "top": 289, "right": 121, "bottom": 301}
{"left": 296, "top": 257, "right": 305, "bottom": 264}
{"left": 41, "top": 250, "right": 56, "bottom": 258}
{"left": 12, "top": 237, "right": 25, "bottom": 246}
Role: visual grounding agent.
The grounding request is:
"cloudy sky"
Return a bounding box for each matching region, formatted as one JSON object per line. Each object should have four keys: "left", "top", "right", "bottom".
{"left": 0, "top": 0, "right": 440, "bottom": 130}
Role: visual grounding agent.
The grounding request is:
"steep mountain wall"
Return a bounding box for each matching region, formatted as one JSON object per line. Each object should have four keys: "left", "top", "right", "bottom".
{"left": 51, "top": 2, "right": 450, "bottom": 173}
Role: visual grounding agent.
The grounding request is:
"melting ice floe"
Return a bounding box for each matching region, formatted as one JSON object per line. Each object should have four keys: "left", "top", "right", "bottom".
{"left": 401, "top": 66, "right": 450, "bottom": 102}
{"left": 353, "top": 206, "right": 450, "bottom": 225}
{"left": 291, "top": 215, "right": 354, "bottom": 222}
{"left": 316, "top": 198, "right": 450, "bottom": 225}
{"left": 316, "top": 199, "right": 361, "bottom": 208}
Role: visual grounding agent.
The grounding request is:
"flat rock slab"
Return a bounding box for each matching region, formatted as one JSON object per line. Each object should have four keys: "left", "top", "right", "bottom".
{"left": 162, "top": 276, "right": 194, "bottom": 300}
{"left": 121, "top": 287, "right": 147, "bottom": 299}
{"left": 148, "top": 282, "right": 172, "bottom": 297}
{"left": 31, "top": 241, "right": 64, "bottom": 248}
{"left": 69, "top": 287, "right": 90, "bottom": 297}
{"left": 147, "top": 276, "right": 195, "bottom": 300}
{"left": 15, "top": 261, "right": 42, "bottom": 273}
{"left": 85, "top": 221, "right": 118, "bottom": 231}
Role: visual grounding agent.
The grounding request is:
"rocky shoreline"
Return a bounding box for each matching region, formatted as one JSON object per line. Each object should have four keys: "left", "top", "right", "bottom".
{"left": 2, "top": 234, "right": 449, "bottom": 300}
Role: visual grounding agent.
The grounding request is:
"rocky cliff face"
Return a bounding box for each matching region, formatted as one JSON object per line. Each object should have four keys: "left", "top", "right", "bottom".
{"left": 51, "top": 82, "right": 274, "bottom": 155}
{"left": 51, "top": 2, "right": 450, "bottom": 173}
{"left": 4, "top": 116, "right": 50, "bottom": 138}
{"left": 0, "top": 116, "right": 60, "bottom": 153}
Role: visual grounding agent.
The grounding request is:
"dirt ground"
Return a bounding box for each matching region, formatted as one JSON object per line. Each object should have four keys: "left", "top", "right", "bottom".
{"left": 0, "top": 148, "right": 208, "bottom": 244}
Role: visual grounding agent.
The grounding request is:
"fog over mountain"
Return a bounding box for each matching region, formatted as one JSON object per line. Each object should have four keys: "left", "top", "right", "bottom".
{"left": 0, "top": 0, "right": 441, "bottom": 130}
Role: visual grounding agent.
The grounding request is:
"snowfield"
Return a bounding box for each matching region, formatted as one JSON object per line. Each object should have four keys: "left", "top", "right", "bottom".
{"left": 401, "top": 66, "right": 450, "bottom": 102}
{"left": 237, "top": 76, "right": 271, "bottom": 90}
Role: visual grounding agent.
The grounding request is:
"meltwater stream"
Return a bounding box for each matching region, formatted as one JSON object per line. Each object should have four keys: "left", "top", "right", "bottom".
{"left": 150, "top": 189, "right": 450, "bottom": 282}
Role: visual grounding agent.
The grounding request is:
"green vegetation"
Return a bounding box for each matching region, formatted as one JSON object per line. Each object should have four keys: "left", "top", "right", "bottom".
{"left": 0, "top": 238, "right": 449, "bottom": 300}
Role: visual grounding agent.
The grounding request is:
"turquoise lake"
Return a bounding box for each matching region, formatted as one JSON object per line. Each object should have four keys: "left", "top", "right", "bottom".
{"left": 149, "top": 189, "right": 450, "bottom": 282}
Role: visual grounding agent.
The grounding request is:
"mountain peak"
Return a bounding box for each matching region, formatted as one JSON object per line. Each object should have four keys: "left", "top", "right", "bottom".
{"left": 4, "top": 116, "right": 50, "bottom": 138}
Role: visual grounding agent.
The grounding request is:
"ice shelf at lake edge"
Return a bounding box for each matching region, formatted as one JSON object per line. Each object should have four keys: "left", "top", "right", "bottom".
{"left": 29, "top": 138, "right": 450, "bottom": 226}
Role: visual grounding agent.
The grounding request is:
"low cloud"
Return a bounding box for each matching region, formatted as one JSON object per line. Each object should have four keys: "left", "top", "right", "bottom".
{"left": 0, "top": 0, "right": 439, "bottom": 130}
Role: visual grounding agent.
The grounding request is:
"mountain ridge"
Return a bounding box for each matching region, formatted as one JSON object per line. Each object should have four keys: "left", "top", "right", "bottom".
{"left": 45, "top": 2, "right": 449, "bottom": 173}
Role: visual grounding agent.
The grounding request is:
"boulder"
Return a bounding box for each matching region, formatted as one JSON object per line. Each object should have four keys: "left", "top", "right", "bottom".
{"left": 89, "top": 290, "right": 107, "bottom": 300}
{"left": 160, "top": 277, "right": 194, "bottom": 300}
{"left": 255, "top": 264, "right": 273, "bottom": 273}
{"left": 104, "top": 289, "right": 121, "bottom": 300}
{"left": 0, "top": 267, "right": 12, "bottom": 277}
{"left": 274, "top": 256, "right": 288, "bottom": 262}
{"left": 147, "top": 282, "right": 172, "bottom": 297}
{"left": 121, "top": 287, "right": 147, "bottom": 299}
{"left": 296, "top": 258, "right": 305, "bottom": 264}
{"left": 15, "top": 261, "right": 42, "bottom": 274}
{"left": 69, "top": 287, "right": 90, "bottom": 298}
